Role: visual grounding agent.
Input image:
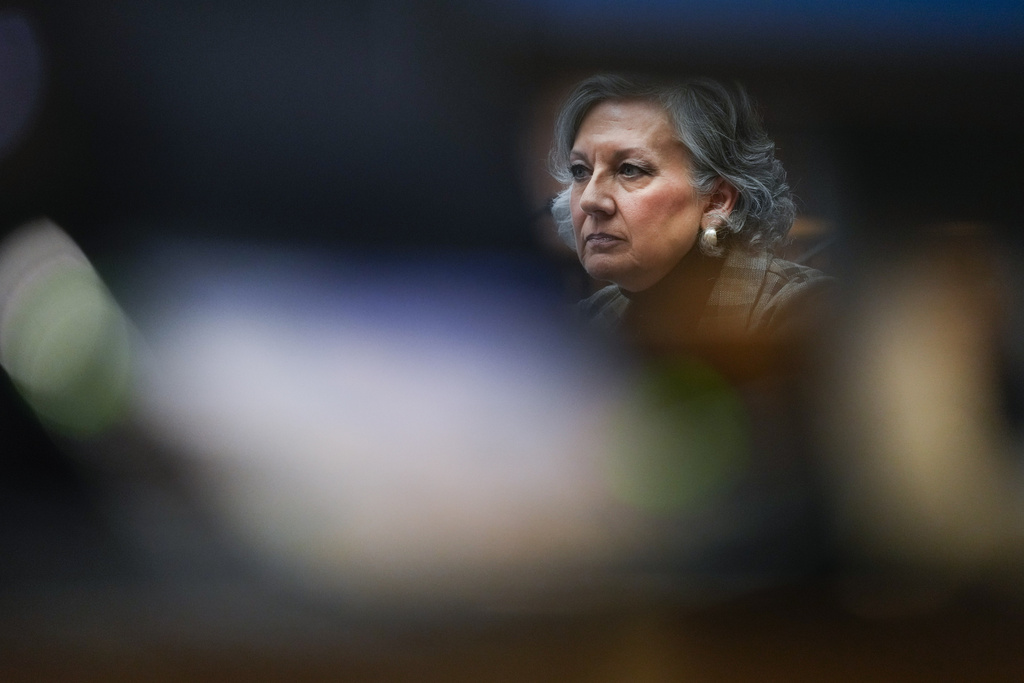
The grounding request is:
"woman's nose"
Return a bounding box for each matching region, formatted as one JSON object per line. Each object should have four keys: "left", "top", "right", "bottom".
{"left": 578, "top": 176, "right": 614, "bottom": 216}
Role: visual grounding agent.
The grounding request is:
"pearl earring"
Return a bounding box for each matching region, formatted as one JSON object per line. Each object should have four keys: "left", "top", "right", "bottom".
{"left": 702, "top": 226, "right": 718, "bottom": 248}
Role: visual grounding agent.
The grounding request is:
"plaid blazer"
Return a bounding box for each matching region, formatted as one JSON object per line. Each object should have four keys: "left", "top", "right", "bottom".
{"left": 580, "top": 247, "right": 833, "bottom": 342}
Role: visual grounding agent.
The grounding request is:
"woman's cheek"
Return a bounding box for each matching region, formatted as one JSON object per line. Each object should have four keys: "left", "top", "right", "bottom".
{"left": 570, "top": 208, "right": 586, "bottom": 240}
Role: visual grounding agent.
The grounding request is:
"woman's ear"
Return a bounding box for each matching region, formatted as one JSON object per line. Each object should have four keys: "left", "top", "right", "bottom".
{"left": 704, "top": 178, "right": 739, "bottom": 220}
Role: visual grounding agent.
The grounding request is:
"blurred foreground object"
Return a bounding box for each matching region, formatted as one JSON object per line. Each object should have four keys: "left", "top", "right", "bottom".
{"left": 7, "top": 219, "right": 797, "bottom": 609}
{"left": 0, "top": 218, "right": 135, "bottom": 436}
{"left": 127, "top": 237, "right": 635, "bottom": 605}
{"left": 818, "top": 230, "right": 1024, "bottom": 605}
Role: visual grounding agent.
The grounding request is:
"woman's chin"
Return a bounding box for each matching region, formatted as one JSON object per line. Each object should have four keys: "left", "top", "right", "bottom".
{"left": 583, "top": 256, "right": 626, "bottom": 286}
{"left": 583, "top": 266, "right": 619, "bottom": 287}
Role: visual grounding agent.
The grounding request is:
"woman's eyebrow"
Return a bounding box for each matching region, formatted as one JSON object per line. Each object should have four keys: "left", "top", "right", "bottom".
{"left": 570, "top": 147, "right": 654, "bottom": 162}
{"left": 615, "top": 147, "right": 652, "bottom": 159}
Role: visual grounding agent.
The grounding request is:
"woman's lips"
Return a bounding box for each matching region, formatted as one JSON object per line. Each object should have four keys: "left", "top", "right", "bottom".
{"left": 585, "top": 233, "right": 623, "bottom": 248}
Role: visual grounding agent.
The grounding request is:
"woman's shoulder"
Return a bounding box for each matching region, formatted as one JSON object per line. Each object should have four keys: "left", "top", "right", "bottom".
{"left": 760, "top": 252, "right": 835, "bottom": 307}
{"left": 751, "top": 251, "right": 836, "bottom": 338}
{"left": 706, "top": 247, "right": 836, "bottom": 338}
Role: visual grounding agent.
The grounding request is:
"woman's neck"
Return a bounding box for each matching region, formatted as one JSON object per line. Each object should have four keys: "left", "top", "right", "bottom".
{"left": 620, "top": 247, "right": 725, "bottom": 351}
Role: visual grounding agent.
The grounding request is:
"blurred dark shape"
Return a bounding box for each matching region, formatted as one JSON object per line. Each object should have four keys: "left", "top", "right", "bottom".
{"left": 0, "top": 12, "right": 42, "bottom": 158}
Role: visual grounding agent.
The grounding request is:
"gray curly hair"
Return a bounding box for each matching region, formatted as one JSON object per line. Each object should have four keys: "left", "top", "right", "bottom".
{"left": 548, "top": 74, "right": 795, "bottom": 257}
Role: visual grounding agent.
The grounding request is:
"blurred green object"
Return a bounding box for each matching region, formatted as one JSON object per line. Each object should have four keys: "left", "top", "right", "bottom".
{"left": 0, "top": 230, "right": 133, "bottom": 437}
{"left": 606, "top": 358, "right": 750, "bottom": 514}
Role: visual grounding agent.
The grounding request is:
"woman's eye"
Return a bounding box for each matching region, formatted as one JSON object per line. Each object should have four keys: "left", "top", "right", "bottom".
{"left": 569, "top": 164, "right": 589, "bottom": 181}
{"left": 619, "top": 163, "right": 645, "bottom": 178}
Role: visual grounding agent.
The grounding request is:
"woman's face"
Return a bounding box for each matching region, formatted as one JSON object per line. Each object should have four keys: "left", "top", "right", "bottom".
{"left": 569, "top": 99, "right": 708, "bottom": 292}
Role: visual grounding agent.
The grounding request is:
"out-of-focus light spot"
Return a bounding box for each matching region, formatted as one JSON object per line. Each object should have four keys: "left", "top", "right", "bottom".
{"left": 605, "top": 358, "right": 750, "bottom": 514}
{"left": 129, "top": 242, "right": 640, "bottom": 604}
{"left": 0, "top": 219, "right": 134, "bottom": 436}
{"left": 0, "top": 12, "right": 43, "bottom": 156}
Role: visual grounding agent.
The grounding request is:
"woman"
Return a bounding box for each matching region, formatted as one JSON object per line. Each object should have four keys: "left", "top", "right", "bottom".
{"left": 549, "top": 74, "right": 832, "bottom": 359}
